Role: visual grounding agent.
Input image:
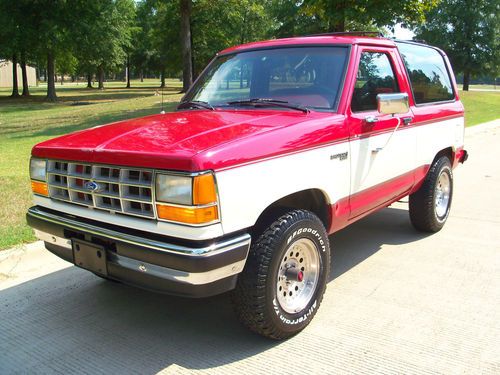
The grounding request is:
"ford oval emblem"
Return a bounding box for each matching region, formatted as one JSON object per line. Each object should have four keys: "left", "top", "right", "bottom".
{"left": 84, "top": 181, "right": 104, "bottom": 193}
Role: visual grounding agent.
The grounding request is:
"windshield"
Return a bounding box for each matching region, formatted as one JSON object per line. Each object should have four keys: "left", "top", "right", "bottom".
{"left": 183, "top": 46, "right": 349, "bottom": 111}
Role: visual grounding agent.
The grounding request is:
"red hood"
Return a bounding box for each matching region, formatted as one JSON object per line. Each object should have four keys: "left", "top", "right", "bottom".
{"left": 32, "top": 109, "right": 346, "bottom": 171}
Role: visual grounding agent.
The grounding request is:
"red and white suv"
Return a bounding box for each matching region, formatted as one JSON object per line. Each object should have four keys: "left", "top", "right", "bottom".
{"left": 27, "top": 33, "right": 467, "bottom": 339}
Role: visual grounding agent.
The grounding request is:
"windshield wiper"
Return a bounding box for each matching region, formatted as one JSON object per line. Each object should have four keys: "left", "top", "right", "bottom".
{"left": 227, "top": 98, "right": 310, "bottom": 113}
{"left": 177, "top": 100, "right": 215, "bottom": 111}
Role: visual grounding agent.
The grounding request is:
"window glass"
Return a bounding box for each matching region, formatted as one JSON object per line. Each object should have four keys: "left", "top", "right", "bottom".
{"left": 397, "top": 42, "right": 454, "bottom": 104}
{"left": 351, "top": 52, "right": 399, "bottom": 112}
{"left": 184, "top": 47, "right": 348, "bottom": 110}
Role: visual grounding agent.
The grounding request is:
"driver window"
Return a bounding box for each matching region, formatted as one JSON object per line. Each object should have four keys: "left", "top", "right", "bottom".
{"left": 351, "top": 52, "right": 399, "bottom": 112}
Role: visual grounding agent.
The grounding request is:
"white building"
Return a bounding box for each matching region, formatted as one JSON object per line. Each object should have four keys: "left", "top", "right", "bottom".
{"left": 0, "top": 60, "right": 36, "bottom": 88}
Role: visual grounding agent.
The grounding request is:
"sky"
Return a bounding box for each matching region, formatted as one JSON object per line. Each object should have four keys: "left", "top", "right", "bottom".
{"left": 391, "top": 24, "right": 416, "bottom": 40}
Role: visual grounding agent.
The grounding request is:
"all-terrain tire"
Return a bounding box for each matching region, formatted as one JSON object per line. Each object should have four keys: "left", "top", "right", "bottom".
{"left": 231, "top": 209, "right": 330, "bottom": 340}
{"left": 409, "top": 156, "right": 453, "bottom": 232}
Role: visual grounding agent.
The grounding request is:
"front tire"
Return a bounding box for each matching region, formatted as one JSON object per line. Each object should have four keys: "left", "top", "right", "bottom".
{"left": 409, "top": 156, "right": 453, "bottom": 232}
{"left": 231, "top": 209, "right": 330, "bottom": 340}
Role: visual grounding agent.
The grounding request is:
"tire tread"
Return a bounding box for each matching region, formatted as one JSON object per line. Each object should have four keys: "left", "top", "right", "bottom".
{"left": 409, "top": 156, "right": 452, "bottom": 232}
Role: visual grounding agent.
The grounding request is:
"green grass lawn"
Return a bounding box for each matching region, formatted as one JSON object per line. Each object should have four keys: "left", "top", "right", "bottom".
{"left": 0, "top": 81, "right": 498, "bottom": 250}
{"left": 459, "top": 90, "right": 500, "bottom": 126}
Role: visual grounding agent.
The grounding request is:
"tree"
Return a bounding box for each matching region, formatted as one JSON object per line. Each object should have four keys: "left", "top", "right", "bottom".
{"left": 71, "top": 0, "right": 135, "bottom": 90}
{"left": 180, "top": 0, "right": 193, "bottom": 92}
{"left": 130, "top": 0, "right": 157, "bottom": 86}
{"left": 415, "top": 0, "right": 500, "bottom": 91}
{"left": 270, "top": 0, "right": 439, "bottom": 36}
{"left": 15, "top": 0, "right": 42, "bottom": 97}
{"left": 151, "top": 0, "right": 180, "bottom": 88}
{"left": 0, "top": 0, "right": 21, "bottom": 97}
{"left": 192, "top": 0, "right": 273, "bottom": 75}
{"left": 56, "top": 51, "right": 77, "bottom": 85}
{"left": 23, "top": 0, "right": 73, "bottom": 101}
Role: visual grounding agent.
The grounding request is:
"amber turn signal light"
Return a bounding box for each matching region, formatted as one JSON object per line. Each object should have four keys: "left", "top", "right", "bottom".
{"left": 156, "top": 204, "right": 218, "bottom": 224}
{"left": 31, "top": 180, "right": 49, "bottom": 196}
{"left": 193, "top": 174, "right": 217, "bottom": 205}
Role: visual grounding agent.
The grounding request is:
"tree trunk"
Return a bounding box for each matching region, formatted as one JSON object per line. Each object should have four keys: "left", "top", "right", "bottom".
{"left": 60, "top": 74, "right": 64, "bottom": 85}
{"left": 140, "top": 69, "right": 144, "bottom": 82}
{"left": 180, "top": 0, "right": 193, "bottom": 92}
{"left": 46, "top": 51, "right": 57, "bottom": 101}
{"left": 463, "top": 70, "right": 470, "bottom": 91}
{"left": 98, "top": 66, "right": 104, "bottom": 89}
{"left": 160, "top": 68, "right": 166, "bottom": 88}
{"left": 20, "top": 52, "right": 30, "bottom": 96}
{"left": 190, "top": 27, "right": 195, "bottom": 80}
{"left": 11, "top": 53, "right": 20, "bottom": 97}
{"left": 126, "top": 54, "right": 131, "bottom": 88}
{"left": 87, "top": 73, "right": 92, "bottom": 88}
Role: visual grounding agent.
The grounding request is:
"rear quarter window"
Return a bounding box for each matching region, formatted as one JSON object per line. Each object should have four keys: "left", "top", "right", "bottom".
{"left": 397, "top": 42, "right": 455, "bottom": 105}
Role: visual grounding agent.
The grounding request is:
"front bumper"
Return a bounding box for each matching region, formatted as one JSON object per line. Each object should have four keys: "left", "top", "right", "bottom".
{"left": 27, "top": 206, "right": 251, "bottom": 298}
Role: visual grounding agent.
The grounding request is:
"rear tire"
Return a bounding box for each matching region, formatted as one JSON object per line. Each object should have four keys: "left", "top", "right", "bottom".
{"left": 231, "top": 209, "right": 330, "bottom": 340}
{"left": 409, "top": 156, "right": 453, "bottom": 232}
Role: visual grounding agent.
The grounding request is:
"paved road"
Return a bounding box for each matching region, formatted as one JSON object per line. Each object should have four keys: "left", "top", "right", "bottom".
{"left": 1, "top": 121, "right": 499, "bottom": 374}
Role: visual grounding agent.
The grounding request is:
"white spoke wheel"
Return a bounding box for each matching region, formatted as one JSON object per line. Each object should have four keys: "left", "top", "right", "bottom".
{"left": 409, "top": 156, "right": 453, "bottom": 232}
{"left": 276, "top": 238, "right": 320, "bottom": 314}
{"left": 231, "top": 209, "right": 330, "bottom": 340}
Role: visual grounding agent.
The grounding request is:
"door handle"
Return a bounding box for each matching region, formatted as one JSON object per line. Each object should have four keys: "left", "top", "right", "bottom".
{"left": 402, "top": 117, "right": 412, "bottom": 126}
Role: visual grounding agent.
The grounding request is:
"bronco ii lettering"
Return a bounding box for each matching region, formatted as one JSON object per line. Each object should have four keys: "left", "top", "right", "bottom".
{"left": 27, "top": 32, "right": 467, "bottom": 339}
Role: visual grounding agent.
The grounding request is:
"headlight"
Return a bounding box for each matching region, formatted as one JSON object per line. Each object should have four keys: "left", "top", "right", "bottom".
{"left": 155, "top": 172, "right": 219, "bottom": 225}
{"left": 30, "top": 158, "right": 47, "bottom": 181}
{"left": 155, "top": 174, "right": 193, "bottom": 205}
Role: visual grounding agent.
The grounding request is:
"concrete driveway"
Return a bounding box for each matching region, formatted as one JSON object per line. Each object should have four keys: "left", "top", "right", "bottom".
{"left": 1, "top": 121, "right": 499, "bottom": 374}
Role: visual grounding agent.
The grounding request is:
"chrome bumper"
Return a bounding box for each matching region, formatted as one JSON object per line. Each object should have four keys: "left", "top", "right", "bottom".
{"left": 28, "top": 206, "right": 251, "bottom": 296}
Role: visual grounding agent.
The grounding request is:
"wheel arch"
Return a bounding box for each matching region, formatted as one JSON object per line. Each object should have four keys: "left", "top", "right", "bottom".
{"left": 251, "top": 188, "right": 331, "bottom": 237}
{"left": 411, "top": 146, "right": 454, "bottom": 196}
{"left": 433, "top": 146, "right": 454, "bottom": 165}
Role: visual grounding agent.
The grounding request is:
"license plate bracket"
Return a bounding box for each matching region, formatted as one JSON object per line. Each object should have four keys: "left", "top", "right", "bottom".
{"left": 72, "top": 239, "right": 108, "bottom": 277}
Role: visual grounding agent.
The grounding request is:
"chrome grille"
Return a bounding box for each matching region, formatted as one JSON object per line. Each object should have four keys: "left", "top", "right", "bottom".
{"left": 47, "top": 160, "right": 155, "bottom": 219}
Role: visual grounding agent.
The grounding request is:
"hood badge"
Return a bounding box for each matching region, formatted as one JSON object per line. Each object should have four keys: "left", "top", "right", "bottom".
{"left": 84, "top": 181, "right": 106, "bottom": 193}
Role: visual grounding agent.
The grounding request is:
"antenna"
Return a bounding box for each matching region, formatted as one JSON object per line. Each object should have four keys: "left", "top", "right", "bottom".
{"left": 160, "top": 85, "right": 165, "bottom": 114}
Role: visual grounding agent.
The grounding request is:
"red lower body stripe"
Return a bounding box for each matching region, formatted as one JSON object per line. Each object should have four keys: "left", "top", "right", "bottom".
{"left": 328, "top": 165, "right": 430, "bottom": 234}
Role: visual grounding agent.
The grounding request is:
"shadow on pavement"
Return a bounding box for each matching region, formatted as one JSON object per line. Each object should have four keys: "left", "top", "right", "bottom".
{"left": 0, "top": 206, "right": 429, "bottom": 373}
{"left": 330, "top": 206, "right": 429, "bottom": 281}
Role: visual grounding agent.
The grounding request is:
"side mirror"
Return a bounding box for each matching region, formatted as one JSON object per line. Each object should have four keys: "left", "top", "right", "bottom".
{"left": 377, "top": 93, "right": 409, "bottom": 115}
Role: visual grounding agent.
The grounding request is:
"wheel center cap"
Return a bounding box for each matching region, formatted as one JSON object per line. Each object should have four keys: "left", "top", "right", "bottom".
{"left": 285, "top": 267, "right": 304, "bottom": 282}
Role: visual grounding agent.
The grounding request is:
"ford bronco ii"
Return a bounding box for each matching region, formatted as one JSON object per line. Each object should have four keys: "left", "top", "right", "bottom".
{"left": 27, "top": 32, "right": 468, "bottom": 339}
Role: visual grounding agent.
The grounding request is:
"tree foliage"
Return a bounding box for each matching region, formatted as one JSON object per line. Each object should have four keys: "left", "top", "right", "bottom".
{"left": 192, "top": 0, "right": 273, "bottom": 73}
{"left": 415, "top": 0, "right": 500, "bottom": 90}
{"left": 271, "top": 0, "right": 439, "bottom": 36}
{"left": 0, "top": 0, "right": 498, "bottom": 97}
{"left": 71, "top": 0, "right": 135, "bottom": 89}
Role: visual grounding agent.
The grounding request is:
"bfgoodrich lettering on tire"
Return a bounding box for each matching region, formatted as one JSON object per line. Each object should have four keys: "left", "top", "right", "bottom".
{"left": 231, "top": 209, "right": 330, "bottom": 340}
{"left": 409, "top": 156, "right": 453, "bottom": 232}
